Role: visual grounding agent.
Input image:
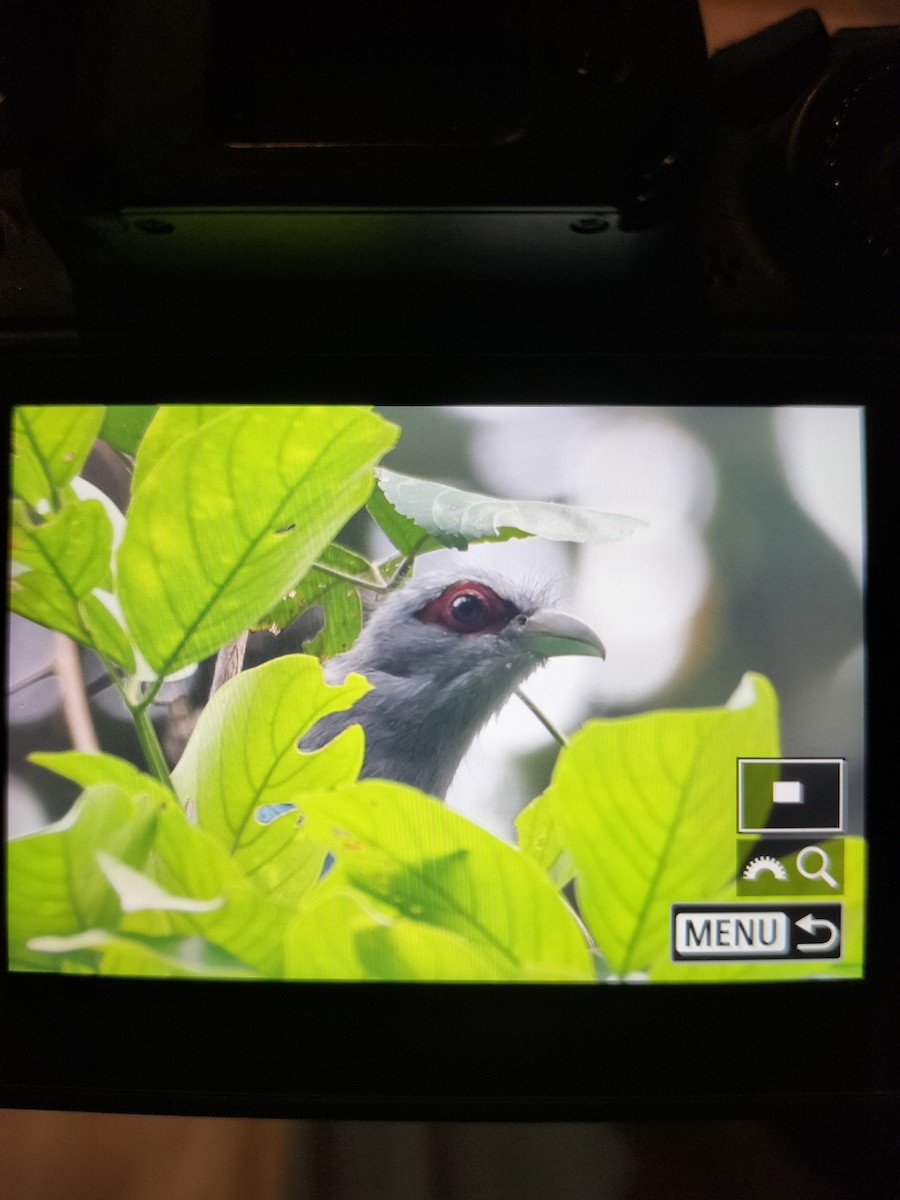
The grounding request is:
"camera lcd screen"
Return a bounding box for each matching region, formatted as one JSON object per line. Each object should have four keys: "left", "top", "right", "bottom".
{"left": 7, "top": 403, "right": 866, "bottom": 987}
{"left": 208, "top": 0, "right": 531, "bottom": 146}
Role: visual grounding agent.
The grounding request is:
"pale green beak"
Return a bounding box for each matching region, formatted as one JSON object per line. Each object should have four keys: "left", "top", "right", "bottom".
{"left": 521, "top": 608, "right": 606, "bottom": 660}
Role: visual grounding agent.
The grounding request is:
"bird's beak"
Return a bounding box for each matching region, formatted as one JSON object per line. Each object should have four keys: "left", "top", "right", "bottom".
{"left": 521, "top": 608, "right": 606, "bottom": 660}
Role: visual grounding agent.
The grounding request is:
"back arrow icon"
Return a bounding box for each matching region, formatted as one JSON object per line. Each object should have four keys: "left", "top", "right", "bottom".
{"left": 795, "top": 913, "right": 839, "bottom": 953}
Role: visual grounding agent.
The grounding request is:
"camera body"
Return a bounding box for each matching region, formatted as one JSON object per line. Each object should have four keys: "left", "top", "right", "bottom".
{"left": 694, "top": 10, "right": 900, "bottom": 338}
{"left": 4, "top": 0, "right": 706, "bottom": 347}
{"left": 2, "top": 5, "right": 898, "bottom": 348}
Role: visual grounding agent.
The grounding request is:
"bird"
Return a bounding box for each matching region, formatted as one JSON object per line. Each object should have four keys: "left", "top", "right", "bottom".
{"left": 274, "top": 567, "right": 606, "bottom": 806}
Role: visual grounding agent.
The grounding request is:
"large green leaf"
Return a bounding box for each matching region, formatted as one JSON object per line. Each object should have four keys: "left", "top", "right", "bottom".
{"left": 99, "top": 405, "right": 159, "bottom": 456}
{"left": 532, "top": 673, "right": 780, "bottom": 977}
{"left": 11, "top": 406, "right": 105, "bottom": 508}
{"left": 171, "top": 654, "right": 368, "bottom": 908}
{"left": 7, "top": 785, "right": 160, "bottom": 970}
{"left": 117, "top": 405, "right": 398, "bottom": 676}
{"left": 374, "top": 467, "right": 646, "bottom": 551}
{"left": 514, "top": 796, "right": 576, "bottom": 890}
{"left": 284, "top": 891, "right": 509, "bottom": 981}
{"left": 130, "top": 405, "right": 233, "bottom": 492}
{"left": 123, "top": 802, "right": 289, "bottom": 976}
{"left": 18, "top": 750, "right": 287, "bottom": 976}
{"left": 293, "top": 780, "right": 594, "bottom": 980}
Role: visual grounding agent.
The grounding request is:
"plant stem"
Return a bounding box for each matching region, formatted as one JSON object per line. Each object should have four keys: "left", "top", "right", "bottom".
{"left": 387, "top": 536, "right": 431, "bottom": 587}
{"left": 514, "top": 688, "right": 569, "bottom": 749}
{"left": 312, "top": 562, "right": 391, "bottom": 593}
{"left": 314, "top": 534, "right": 431, "bottom": 596}
{"left": 131, "top": 703, "right": 174, "bottom": 789}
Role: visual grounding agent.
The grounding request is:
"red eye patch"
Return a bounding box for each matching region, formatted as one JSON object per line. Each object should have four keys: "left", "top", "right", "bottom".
{"left": 415, "top": 581, "right": 520, "bottom": 635}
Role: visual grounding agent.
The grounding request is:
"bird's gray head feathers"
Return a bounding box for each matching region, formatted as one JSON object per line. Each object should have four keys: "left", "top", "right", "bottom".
{"left": 307, "top": 566, "right": 604, "bottom": 800}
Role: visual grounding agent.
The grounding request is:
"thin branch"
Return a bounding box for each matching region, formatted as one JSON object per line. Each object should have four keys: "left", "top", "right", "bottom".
{"left": 210, "top": 631, "right": 249, "bottom": 699}
{"left": 386, "top": 534, "right": 432, "bottom": 588}
{"left": 311, "top": 562, "right": 391, "bottom": 593}
{"left": 514, "top": 688, "right": 569, "bottom": 749}
{"left": 313, "top": 533, "right": 432, "bottom": 597}
{"left": 6, "top": 663, "right": 55, "bottom": 696}
{"left": 52, "top": 633, "right": 101, "bottom": 753}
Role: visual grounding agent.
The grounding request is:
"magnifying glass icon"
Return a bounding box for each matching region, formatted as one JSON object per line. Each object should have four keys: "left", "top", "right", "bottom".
{"left": 796, "top": 845, "right": 839, "bottom": 889}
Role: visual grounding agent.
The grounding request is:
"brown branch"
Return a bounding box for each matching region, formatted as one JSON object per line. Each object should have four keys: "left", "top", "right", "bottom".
{"left": 209, "top": 632, "right": 249, "bottom": 699}
{"left": 53, "top": 633, "right": 100, "bottom": 753}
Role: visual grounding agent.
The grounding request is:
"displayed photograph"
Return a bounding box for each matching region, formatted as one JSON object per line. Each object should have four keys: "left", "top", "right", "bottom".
{"left": 7, "top": 402, "right": 866, "bottom": 982}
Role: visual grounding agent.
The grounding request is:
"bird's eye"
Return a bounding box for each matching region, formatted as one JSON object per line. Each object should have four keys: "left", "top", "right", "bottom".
{"left": 416, "top": 580, "right": 520, "bottom": 635}
{"left": 449, "top": 592, "right": 487, "bottom": 629}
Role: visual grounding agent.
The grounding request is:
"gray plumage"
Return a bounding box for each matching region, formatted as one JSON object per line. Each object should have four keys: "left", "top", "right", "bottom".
{"left": 301, "top": 567, "right": 605, "bottom": 800}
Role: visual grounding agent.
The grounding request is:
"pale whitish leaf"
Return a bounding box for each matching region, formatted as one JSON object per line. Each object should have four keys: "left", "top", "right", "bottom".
{"left": 96, "top": 852, "right": 225, "bottom": 913}
{"left": 376, "top": 467, "right": 646, "bottom": 551}
{"left": 28, "top": 929, "right": 259, "bottom": 978}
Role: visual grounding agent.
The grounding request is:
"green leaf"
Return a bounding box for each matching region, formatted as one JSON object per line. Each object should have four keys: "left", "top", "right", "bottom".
{"left": 29, "top": 750, "right": 176, "bottom": 809}
{"left": 7, "top": 785, "right": 160, "bottom": 970}
{"left": 293, "top": 781, "right": 594, "bottom": 980}
{"left": 29, "top": 929, "right": 259, "bottom": 979}
{"left": 515, "top": 787, "right": 577, "bottom": 890}
{"left": 99, "top": 405, "right": 159, "bottom": 456}
{"left": 131, "top": 405, "right": 234, "bottom": 492}
{"left": 9, "top": 501, "right": 137, "bottom": 670}
{"left": 367, "top": 482, "right": 440, "bottom": 556}
{"left": 284, "top": 892, "right": 377, "bottom": 979}
{"left": 8, "top": 578, "right": 137, "bottom": 673}
{"left": 283, "top": 891, "right": 509, "bottom": 981}
{"left": 11, "top": 754, "right": 284, "bottom": 976}
{"left": 538, "top": 673, "right": 780, "bottom": 977}
{"left": 11, "top": 406, "right": 105, "bottom": 508}
{"left": 171, "top": 654, "right": 368, "bottom": 908}
{"left": 117, "top": 405, "right": 399, "bottom": 676}
{"left": 124, "top": 802, "right": 290, "bottom": 976}
{"left": 10, "top": 499, "right": 111, "bottom": 597}
{"left": 252, "top": 543, "right": 372, "bottom": 658}
{"left": 375, "top": 467, "right": 646, "bottom": 551}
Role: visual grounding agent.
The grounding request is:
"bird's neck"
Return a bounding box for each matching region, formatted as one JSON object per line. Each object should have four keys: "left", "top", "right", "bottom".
{"left": 352, "top": 665, "right": 527, "bottom": 801}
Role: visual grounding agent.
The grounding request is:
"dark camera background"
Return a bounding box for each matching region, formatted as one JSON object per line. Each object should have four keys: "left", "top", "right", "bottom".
{"left": 2, "top": 2, "right": 899, "bottom": 350}
{"left": 2, "top": 3, "right": 898, "bottom": 1200}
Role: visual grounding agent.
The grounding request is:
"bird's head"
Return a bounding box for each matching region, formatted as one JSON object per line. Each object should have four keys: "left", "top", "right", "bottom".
{"left": 311, "top": 567, "right": 605, "bottom": 800}
{"left": 342, "top": 567, "right": 605, "bottom": 699}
